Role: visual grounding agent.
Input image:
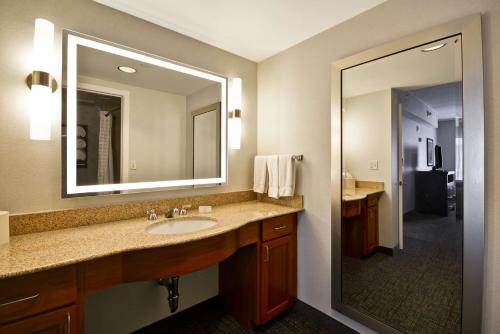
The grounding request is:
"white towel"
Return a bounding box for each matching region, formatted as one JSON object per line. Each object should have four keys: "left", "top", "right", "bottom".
{"left": 266, "top": 155, "right": 279, "bottom": 199}
{"left": 278, "top": 154, "right": 296, "bottom": 197}
{"left": 253, "top": 156, "right": 268, "bottom": 193}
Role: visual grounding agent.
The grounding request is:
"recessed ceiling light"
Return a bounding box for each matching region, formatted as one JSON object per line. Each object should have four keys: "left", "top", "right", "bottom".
{"left": 117, "top": 66, "right": 137, "bottom": 73}
{"left": 422, "top": 43, "right": 446, "bottom": 52}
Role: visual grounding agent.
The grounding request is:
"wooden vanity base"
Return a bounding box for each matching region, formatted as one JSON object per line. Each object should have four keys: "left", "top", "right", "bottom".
{"left": 0, "top": 214, "right": 298, "bottom": 333}
{"left": 342, "top": 195, "right": 379, "bottom": 258}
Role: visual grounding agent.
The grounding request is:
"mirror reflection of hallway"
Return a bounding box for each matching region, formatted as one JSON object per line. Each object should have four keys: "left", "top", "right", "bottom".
{"left": 341, "top": 36, "right": 463, "bottom": 334}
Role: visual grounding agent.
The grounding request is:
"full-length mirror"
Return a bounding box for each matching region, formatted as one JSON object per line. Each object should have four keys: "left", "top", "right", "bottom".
{"left": 341, "top": 36, "right": 463, "bottom": 333}
{"left": 332, "top": 15, "right": 484, "bottom": 334}
{"left": 62, "top": 32, "right": 227, "bottom": 196}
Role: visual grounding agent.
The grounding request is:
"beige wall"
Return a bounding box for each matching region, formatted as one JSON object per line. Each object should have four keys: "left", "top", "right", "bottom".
{"left": 0, "top": 0, "right": 257, "bottom": 214}
{"left": 86, "top": 265, "right": 218, "bottom": 333}
{"left": 344, "top": 90, "right": 396, "bottom": 248}
{"left": 185, "top": 84, "right": 221, "bottom": 177}
{"left": 0, "top": 0, "right": 256, "bottom": 333}
{"left": 126, "top": 86, "right": 186, "bottom": 182}
{"left": 257, "top": 0, "right": 500, "bottom": 332}
{"left": 78, "top": 75, "right": 189, "bottom": 182}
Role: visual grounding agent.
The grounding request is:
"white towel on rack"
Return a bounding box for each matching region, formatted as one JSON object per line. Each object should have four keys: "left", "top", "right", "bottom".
{"left": 278, "top": 154, "right": 296, "bottom": 197}
{"left": 266, "top": 155, "right": 279, "bottom": 199}
{"left": 253, "top": 156, "right": 268, "bottom": 193}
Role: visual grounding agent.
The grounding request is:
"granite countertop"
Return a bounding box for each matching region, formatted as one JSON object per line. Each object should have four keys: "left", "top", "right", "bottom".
{"left": 342, "top": 188, "right": 384, "bottom": 202}
{"left": 0, "top": 201, "right": 302, "bottom": 279}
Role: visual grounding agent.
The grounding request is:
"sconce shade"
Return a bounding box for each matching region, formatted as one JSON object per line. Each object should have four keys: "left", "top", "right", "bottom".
{"left": 33, "top": 19, "right": 54, "bottom": 73}
{"left": 230, "top": 116, "right": 241, "bottom": 150}
{"left": 229, "top": 77, "right": 242, "bottom": 150}
{"left": 30, "top": 85, "right": 52, "bottom": 140}
{"left": 29, "top": 18, "right": 55, "bottom": 141}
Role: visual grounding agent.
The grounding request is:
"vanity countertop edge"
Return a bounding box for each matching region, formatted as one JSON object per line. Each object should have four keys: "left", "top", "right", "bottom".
{"left": 342, "top": 188, "right": 384, "bottom": 202}
{"left": 0, "top": 200, "right": 303, "bottom": 279}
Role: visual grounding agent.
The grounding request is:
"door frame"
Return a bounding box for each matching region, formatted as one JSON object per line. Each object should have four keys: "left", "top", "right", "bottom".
{"left": 76, "top": 82, "right": 131, "bottom": 184}
{"left": 331, "top": 14, "right": 484, "bottom": 334}
{"left": 188, "top": 102, "right": 222, "bottom": 179}
{"left": 397, "top": 102, "right": 404, "bottom": 250}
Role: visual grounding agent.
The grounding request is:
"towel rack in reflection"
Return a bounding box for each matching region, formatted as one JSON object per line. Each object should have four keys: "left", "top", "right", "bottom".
{"left": 292, "top": 155, "right": 303, "bottom": 161}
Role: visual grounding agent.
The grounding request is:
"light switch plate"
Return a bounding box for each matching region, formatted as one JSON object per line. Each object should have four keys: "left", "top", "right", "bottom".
{"left": 368, "top": 160, "right": 379, "bottom": 170}
{"left": 131, "top": 160, "right": 137, "bottom": 170}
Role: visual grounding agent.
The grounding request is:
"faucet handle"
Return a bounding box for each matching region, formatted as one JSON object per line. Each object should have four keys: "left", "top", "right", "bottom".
{"left": 147, "top": 209, "right": 158, "bottom": 221}
{"left": 179, "top": 204, "right": 191, "bottom": 216}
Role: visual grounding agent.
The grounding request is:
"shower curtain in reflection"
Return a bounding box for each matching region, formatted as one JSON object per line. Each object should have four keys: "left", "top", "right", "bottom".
{"left": 97, "top": 111, "right": 114, "bottom": 184}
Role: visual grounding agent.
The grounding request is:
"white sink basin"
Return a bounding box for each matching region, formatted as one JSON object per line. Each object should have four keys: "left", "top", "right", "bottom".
{"left": 145, "top": 217, "right": 218, "bottom": 235}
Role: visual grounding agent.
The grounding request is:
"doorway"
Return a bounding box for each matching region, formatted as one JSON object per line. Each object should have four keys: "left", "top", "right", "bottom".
{"left": 396, "top": 82, "right": 464, "bottom": 333}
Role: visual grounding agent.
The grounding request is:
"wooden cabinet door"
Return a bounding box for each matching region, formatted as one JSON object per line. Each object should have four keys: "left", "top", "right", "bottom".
{"left": 260, "top": 235, "right": 296, "bottom": 323}
{"left": 0, "top": 305, "right": 75, "bottom": 334}
{"left": 363, "top": 204, "right": 379, "bottom": 254}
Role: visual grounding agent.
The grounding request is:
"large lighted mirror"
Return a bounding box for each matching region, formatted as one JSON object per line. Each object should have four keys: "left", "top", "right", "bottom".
{"left": 343, "top": 35, "right": 463, "bottom": 333}
{"left": 62, "top": 31, "right": 227, "bottom": 196}
{"left": 332, "top": 16, "right": 484, "bottom": 334}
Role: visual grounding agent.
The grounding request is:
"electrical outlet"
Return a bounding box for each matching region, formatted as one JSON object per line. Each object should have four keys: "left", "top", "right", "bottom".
{"left": 131, "top": 160, "right": 137, "bottom": 170}
{"left": 368, "top": 160, "right": 379, "bottom": 170}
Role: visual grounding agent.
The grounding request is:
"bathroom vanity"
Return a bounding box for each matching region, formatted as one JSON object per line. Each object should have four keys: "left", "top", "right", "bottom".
{"left": 0, "top": 28, "right": 305, "bottom": 333}
{"left": 0, "top": 201, "right": 301, "bottom": 333}
{"left": 341, "top": 182, "right": 384, "bottom": 258}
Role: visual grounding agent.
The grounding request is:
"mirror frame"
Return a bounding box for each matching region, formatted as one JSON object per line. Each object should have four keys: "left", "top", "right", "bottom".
{"left": 62, "top": 30, "right": 228, "bottom": 195}
{"left": 331, "top": 15, "right": 484, "bottom": 334}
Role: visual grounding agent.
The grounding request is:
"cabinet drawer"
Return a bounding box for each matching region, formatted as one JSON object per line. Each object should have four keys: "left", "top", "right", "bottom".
{"left": 0, "top": 266, "right": 77, "bottom": 325}
{"left": 342, "top": 200, "right": 361, "bottom": 217}
{"left": 262, "top": 214, "right": 295, "bottom": 241}
{"left": 0, "top": 305, "right": 75, "bottom": 334}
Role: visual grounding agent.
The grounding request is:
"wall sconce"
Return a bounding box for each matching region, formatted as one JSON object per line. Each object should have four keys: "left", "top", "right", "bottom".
{"left": 26, "top": 18, "right": 57, "bottom": 140}
{"left": 229, "top": 77, "right": 242, "bottom": 150}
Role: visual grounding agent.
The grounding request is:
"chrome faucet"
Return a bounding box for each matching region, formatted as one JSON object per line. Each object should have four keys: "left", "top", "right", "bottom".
{"left": 147, "top": 209, "right": 158, "bottom": 221}
{"left": 164, "top": 205, "right": 191, "bottom": 218}
{"left": 179, "top": 204, "right": 192, "bottom": 216}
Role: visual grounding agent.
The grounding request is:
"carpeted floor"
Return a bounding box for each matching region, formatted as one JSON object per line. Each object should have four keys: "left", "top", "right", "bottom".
{"left": 342, "top": 211, "right": 463, "bottom": 334}
{"left": 135, "top": 297, "right": 357, "bottom": 334}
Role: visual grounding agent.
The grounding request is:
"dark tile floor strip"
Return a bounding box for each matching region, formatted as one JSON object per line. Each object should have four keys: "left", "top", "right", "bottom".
{"left": 134, "top": 297, "right": 357, "bottom": 334}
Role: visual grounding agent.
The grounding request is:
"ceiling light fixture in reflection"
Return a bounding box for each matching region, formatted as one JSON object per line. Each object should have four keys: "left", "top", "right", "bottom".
{"left": 421, "top": 43, "right": 446, "bottom": 52}
{"left": 117, "top": 66, "right": 137, "bottom": 73}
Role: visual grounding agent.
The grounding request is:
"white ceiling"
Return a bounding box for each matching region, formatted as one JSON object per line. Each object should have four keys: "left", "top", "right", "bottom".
{"left": 93, "top": 0, "right": 386, "bottom": 62}
{"left": 343, "top": 36, "right": 462, "bottom": 98}
{"left": 78, "top": 45, "right": 217, "bottom": 96}
{"left": 410, "top": 82, "right": 462, "bottom": 120}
